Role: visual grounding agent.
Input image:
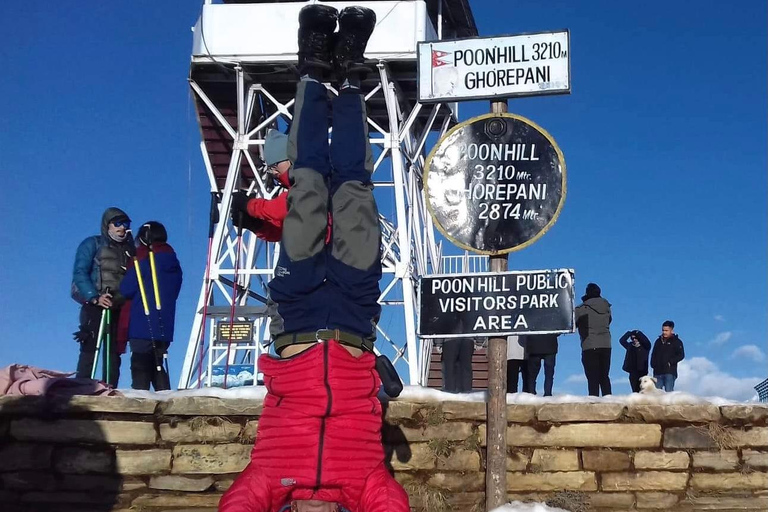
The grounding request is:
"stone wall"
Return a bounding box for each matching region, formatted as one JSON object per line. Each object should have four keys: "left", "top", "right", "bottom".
{"left": 1, "top": 395, "right": 767, "bottom": 511}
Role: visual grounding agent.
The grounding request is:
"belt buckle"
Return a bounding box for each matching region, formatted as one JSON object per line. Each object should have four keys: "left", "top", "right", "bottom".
{"left": 315, "top": 329, "right": 339, "bottom": 342}
{"left": 315, "top": 329, "right": 329, "bottom": 342}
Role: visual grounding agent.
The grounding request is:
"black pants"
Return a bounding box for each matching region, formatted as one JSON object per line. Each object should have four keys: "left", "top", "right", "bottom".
{"left": 527, "top": 354, "right": 556, "bottom": 396}
{"left": 75, "top": 303, "right": 121, "bottom": 387}
{"left": 442, "top": 338, "right": 474, "bottom": 393}
{"left": 506, "top": 359, "right": 530, "bottom": 393}
{"left": 628, "top": 370, "right": 647, "bottom": 393}
{"left": 131, "top": 344, "right": 171, "bottom": 391}
{"left": 582, "top": 348, "right": 612, "bottom": 396}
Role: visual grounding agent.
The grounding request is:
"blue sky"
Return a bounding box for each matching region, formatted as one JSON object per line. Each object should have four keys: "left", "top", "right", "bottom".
{"left": 1, "top": 1, "right": 765, "bottom": 400}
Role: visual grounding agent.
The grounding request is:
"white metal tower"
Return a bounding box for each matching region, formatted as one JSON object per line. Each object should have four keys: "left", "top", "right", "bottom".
{"left": 178, "top": 0, "right": 478, "bottom": 389}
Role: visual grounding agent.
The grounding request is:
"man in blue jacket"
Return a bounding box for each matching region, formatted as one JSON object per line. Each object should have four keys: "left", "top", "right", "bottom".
{"left": 120, "top": 221, "right": 183, "bottom": 390}
{"left": 72, "top": 207, "right": 135, "bottom": 386}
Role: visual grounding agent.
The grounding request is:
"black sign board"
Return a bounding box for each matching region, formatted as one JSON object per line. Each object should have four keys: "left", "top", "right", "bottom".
{"left": 424, "top": 113, "right": 566, "bottom": 254}
{"left": 216, "top": 321, "right": 253, "bottom": 343}
{"left": 419, "top": 269, "right": 575, "bottom": 338}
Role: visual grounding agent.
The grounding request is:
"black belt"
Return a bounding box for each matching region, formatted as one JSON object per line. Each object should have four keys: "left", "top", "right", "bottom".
{"left": 273, "top": 329, "right": 375, "bottom": 354}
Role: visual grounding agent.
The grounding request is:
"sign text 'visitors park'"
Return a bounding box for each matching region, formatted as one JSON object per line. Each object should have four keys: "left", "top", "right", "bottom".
{"left": 419, "top": 269, "right": 575, "bottom": 338}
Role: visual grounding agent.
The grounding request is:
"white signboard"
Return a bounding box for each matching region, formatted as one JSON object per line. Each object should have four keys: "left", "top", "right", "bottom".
{"left": 417, "top": 30, "right": 570, "bottom": 103}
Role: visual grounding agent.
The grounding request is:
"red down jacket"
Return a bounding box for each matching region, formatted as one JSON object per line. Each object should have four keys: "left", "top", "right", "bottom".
{"left": 219, "top": 341, "right": 409, "bottom": 512}
{"left": 245, "top": 171, "right": 290, "bottom": 243}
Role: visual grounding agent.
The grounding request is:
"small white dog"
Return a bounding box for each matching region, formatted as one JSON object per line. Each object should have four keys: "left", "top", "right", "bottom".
{"left": 639, "top": 375, "right": 663, "bottom": 394}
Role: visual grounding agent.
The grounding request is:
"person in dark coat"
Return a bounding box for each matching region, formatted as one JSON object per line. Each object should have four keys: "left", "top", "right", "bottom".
{"left": 619, "top": 330, "right": 651, "bottom": 393}
{"left": 575, "top": 283, "right": 613, "bottom": 396}
{"left": 442, "top": 337, "right": 475, "bottom": 393}
{"left": 71, "top": 207, "right": 135, "bottom": 386}
{"left": 506, "top": 335, "right": 530, "bottom": 393}
{"left": 526, "top": 334, "right": 559, "bottom": 396}
{"left": 650, "top": 320, "right": 685, "bottom": 391}
{"left": 119, "top": 222, "right": 183, "bottom": 390}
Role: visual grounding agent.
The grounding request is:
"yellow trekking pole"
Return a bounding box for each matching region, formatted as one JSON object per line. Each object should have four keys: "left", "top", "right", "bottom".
{"left": 133, "top": 257, "right": 151, "bottom": 316}
{"left": 148, "top": 246, "right": 161, "bottom": 310}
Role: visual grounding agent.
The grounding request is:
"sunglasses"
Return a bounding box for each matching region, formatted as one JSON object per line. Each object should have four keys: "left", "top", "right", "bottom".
{"left": 112, "top": 220, "right": 131, "bottom": 228}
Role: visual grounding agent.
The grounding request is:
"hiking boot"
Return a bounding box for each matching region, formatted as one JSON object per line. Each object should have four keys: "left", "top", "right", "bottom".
{"left": 334, "top": 6, "right": 377, "bottom": 76}
{"left": 298, "top": 4, "right": 338, "bottom": 74}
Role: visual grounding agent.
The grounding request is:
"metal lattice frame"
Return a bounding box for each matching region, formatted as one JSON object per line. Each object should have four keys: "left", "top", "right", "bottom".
{"left": 178, "top": 63, "right": 455, "bottom": 389}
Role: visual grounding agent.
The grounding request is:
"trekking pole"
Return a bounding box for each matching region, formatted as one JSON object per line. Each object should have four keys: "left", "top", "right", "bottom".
{"left": 224, "top": 209, "right": 244, "bottom": 389}
{"left": 90, "top": 308, "right": 108, "bottom": 379}
{"left": 133, "top": 258, "right": 151, "bottom": 316}
{"left": 148, "top": 245, "right": 162, "bottom": 311}
{"left": 104, "top": 287, "right": 112, "bottom": 385}
{"left": 197, "top": 192, "right": 219, "bottom": 388}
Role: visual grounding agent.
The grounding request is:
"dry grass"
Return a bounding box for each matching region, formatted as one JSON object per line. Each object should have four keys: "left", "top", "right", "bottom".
{"left": 404, "top": 481, "right": 448, "bottom": 512}
{"left": 695, "top": 422, "right": 737, "bottom": 449}
{"left": 416, "top": 405, "right": 447, "bottom": 427}
{"left": 427, "top": 438, "right": 453, "bottom": 461}
{"left": 463, "top": 432, "right": 481, "bottom": 452}
{"left": 545, "top": 491, "right": 590, "bottom": 512}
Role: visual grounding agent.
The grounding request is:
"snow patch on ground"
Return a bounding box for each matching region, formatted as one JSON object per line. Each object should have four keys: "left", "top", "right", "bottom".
{"left": 120, "top": 384, "right": 757, "bottom": 406}
{"left": 491, "top": 501, "right": 568, "bottom": 512}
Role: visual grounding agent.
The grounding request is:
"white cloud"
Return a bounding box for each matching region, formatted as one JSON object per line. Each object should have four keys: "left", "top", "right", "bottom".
{"left": 676, "top": 357, "right": 762, "bottom": 401}
{"left": 564, "top": 373, "right": 586, "bottom": 384}
{"left": 731, "top": 345, "right": 766, "bottom": 363}
{"left": 710, "top": 331, "right": 733, "bottom": 346}
{"left": 714, "top": 315, "right": 725, "bottom": 322}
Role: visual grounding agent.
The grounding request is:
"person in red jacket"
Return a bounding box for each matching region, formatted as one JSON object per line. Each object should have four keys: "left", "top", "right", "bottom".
{"left": 231, "top": 129, "right": 291, "bottom": 243}
{"left": 220, "top": 5, "right": 408, "bottom": 512}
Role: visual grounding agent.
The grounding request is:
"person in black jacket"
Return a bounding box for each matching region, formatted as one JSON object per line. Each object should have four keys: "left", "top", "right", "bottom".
{"left": 525, "top": 334, "right": 559, "bottom": 396}
{"left": 619, "top": 330, "right": 651, "bottom": 393}
{"left": 650, "top": 320, "right": 685, "bottom": 391}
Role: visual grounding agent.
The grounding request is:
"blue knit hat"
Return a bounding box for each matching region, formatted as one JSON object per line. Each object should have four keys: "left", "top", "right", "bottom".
{"left": 264, "top": 129, "right": 289, "bottom": 166}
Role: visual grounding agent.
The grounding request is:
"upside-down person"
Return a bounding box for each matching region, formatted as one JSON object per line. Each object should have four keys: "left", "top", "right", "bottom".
{"left": 221, "top": 5, "right": 408, "bottom": 512}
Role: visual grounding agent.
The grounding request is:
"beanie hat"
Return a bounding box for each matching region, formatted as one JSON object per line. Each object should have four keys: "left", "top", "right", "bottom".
{"left": 583, "top": 282, "right": 601, "bottom": 301}
{"left": 137, "top": 221, "right": 168, "bottom": 246}
{"left": 264, "top": 129, "right": 289, "bottom": 166}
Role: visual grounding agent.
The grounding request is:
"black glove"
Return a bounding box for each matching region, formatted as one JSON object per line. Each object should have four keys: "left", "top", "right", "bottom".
{"left": 230, "top": 191, "right": 251, "bottom": 216}
{"left": 230, "top": 207, "right": 264, "bottom": 233}
{"left": 73, "top": 329, "right": 93, "bottom": 345}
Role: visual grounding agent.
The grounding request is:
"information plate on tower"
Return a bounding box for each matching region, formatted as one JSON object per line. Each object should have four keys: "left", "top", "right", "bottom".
{"left": 417, "top": 30, "right": 570, "bottom": 103}
{"left": 424, "top": 113, "right": 566, "bottom": 254}
{"left": 419, "top": 269, "right": 575, "bottom": 338}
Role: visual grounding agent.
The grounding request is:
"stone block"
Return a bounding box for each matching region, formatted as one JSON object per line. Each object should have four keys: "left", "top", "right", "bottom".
{"left": 214, "top": 477, "right": 235, "bottom": 491}
{"left": 506, "top": 404, "right": 537, "bottom": 423}
{"left": 663, "top": 426, "right": 716, "bottom": 449}
{"left": 1, "top": 472, "right": 57, "bottom": 491}
{"left": 53, "top": 447, "right": 114, "bottom": 474}
{"left": 427, "top": 471, "right": 484, "bottom": 491}
{"left": 0, "top": 443, "right": 52, "bottom": 470}
{"left": 115, "top": 449, "right": 172, "bottom": 475}
{"left": 397, "top": 422, "right": 473, "bottom": 442}
{"left": 588, "top": 492, "right": 635, "bottom": 508}
{"left": 729, "top": 427, "right": 768, "bottom": 447}
{"left": 387, "top": 443, "right": 435, "bottom": 470}
{"left": 506, "top": 471, "right": 597, "bottom": 491}
{"left": 172, "top": 444, "right": 251, "bottom": 474}
{"left": 633, "top": 450, "right": 689, "bottom": 470}
{"left": 685, "top": 495, "right": 768, "bottom": 510}
{"left": 149, "top": 475, "right": 215, "bottom": 492}
{"left": 131, "top": 493, "right": 223, "bottom": 507}
{"left": 436, "top": 448, "right": 481, "bottom": 471}
{"left": 159, "top": 396, "right": 262, "bottom": 416}
{"left": 692, "top": 450, "right": 739, "bottom": 470}
{"left": 537, "top": 403, "right": 625, "bottom": 422}
{"left": 383, "top": 400, "right": 422, "bottom": 420}
{"left": 507, "top": 450, "right": 530, "bottom": 471}
{"left": 61, "top": 396, "right": 157, "bottom": 414}
{"left": 720, "top": 404, "right": 768, "bottom": 423}
{"left": 505, "top": 423, "right": 661, "bottom": 448}
{"left": 530, "top": 449, "right": 579, "bottom": 471}
{"left": 636, "top": 492, "right": 679, "bottom": 509}
{"left": 601, "top": 471, "right": 688, "bottom": 491}
{"left": 742, "top": 449, "right": 768, "bottom": 468}
{"left": 11, "top": 419, "right": 157, "bottom": 444}
{"left": 159, "top": 419, "right": 242, "bottom": 443}
{"left": 442, "top": 401, "right": 485, "bottom": 420}
{"left": 690, "top": 472, "right": 768, "bottom": 490}
{"left": 241, "top": 420, "right": 259, "bottom": 442}
{"left": 628, "top": 404, "right": 720, "bottom": 423}
{"left": 582, "top": 450, "right": 631, "bottom": 471}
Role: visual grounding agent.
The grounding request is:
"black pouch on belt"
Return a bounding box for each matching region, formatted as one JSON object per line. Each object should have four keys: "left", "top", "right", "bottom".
{"left": 375, "top": 354, "right": 403, "bottom": 398}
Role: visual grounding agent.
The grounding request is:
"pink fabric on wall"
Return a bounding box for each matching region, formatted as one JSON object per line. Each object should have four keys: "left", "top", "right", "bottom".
{"left": 0, "top": 364, "right": 121, "bottom": 397}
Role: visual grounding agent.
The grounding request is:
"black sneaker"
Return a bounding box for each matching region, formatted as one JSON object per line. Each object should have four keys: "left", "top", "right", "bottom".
{"left": 334, "top": 6, "right": 377, "bottom": 76}
{"left": 298, "top": 4, "right": 339, "bottom": 74}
